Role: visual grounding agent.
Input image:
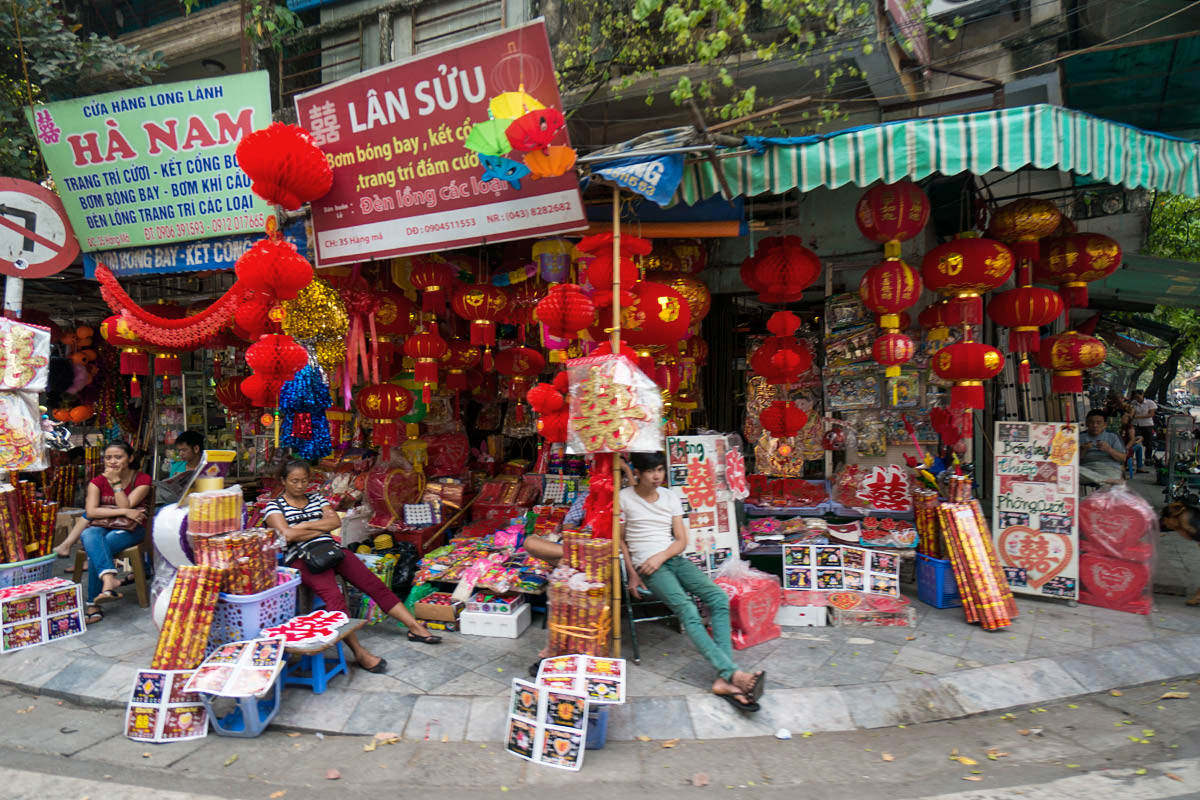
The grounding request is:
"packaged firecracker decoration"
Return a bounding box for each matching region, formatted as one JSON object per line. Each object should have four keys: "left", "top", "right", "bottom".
{"left": 191, "top": 529, "right": 281, "bottom": 595}
{"left": 1078, "top": 486, "right": 1157, "bottom": 615}
{"left": 0, "top": 391, "right": 46, "bottom": 471}
{"left": 712, "top": 558, "right": 783, "bottom": 650}
{"left": 151, "top": 565, "right": 221, "bottom": 670}
{"left": 186, "top": 486, "right": 245, "bottom": 536}
{"left": 0, "top": 318, "right": 50, "bottom": 392}
{"left": 826, "top": 592, "right": 916, "bottom": 627}
{"left": 546, "top": 566, "right": 610, "bottom": 656}
{"left": 565, "top": 355, "right": 663, "bottom": 454}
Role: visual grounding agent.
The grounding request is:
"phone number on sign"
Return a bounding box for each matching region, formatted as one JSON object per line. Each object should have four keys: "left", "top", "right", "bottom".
{"left": 143, "top": 221, "right": 206, "bottom": 240}
{"left": 404, "top": 217, "right": 477, "bottom": 236}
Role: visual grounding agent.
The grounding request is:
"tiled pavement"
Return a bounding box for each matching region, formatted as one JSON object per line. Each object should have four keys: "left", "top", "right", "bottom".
{"left": 4, "top": 474, "right": 1199, "bottom": 740}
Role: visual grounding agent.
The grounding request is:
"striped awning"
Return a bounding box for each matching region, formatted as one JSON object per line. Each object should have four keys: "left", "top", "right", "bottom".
{"left": 677, "top": 104, "right": 1200, "bottom": 204}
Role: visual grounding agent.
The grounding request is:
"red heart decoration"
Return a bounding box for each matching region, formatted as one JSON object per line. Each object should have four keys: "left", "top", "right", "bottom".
{"left": 1079, "top": 492, "right": 1155, "bottom": 553}
{"left": 997, "top": 526, "right": 1074, "bottom": 590}
{"left": 828, "top": 591, "right": 862, "bottom": 610}
{"left": 1079, "top": 553, "right": 1148, "bottom": 606}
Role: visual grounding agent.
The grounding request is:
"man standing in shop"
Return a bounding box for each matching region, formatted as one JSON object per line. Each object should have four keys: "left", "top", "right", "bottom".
{"left": 621, "top": 452, "right": 765, "bottom": 713}
{"left": 1130, "top": 389, "right": 1158, "bottom": 462}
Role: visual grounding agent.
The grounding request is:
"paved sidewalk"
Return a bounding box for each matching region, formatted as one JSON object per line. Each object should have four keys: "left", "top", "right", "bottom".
{"left": 4, "top": 473, "right": 1198, "bottom": 741}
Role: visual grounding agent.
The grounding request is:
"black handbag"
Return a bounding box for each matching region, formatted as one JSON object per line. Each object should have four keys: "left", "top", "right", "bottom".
{"left": 296, "top": 536, "right": 344, "bottom": 573}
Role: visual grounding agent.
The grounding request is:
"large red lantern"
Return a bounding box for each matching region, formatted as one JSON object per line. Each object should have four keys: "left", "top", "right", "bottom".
{"left": 235, "top": 122, "right": 333, "bottom": 210}
{"left": 409, "top": 257, "right": 456, "bottom": 314}
{"left": 374, "top": 291, "right": 416, "bottom": 336}
{"left": 355, "top": 383, "right": 414, "bottom": 454}
{"left": 648, "top": 272, "right": 711, "bottom": 329}
{"left": 245, "top": 334, "right": 308, "bottom": 384}
{"left": 1037, "top": 331, "right": 1107, "bottom": 394}
{"left": 494, "top": 346, "right": 547, "bottom": 379}
{"left": 404, "top": 330, "right": 448, "bottom": 401}
{"left": 240, "top": 374, "right": 282, "bottom": 408}
{"left": 859, "top": 259, "right": 923, "bottom": 376}
{"left": 234, "top": 238, "right": 313, "bottom": 302}
{"left": 451, "top": 283, "right": 510, "bottom": 346}
{"left": 759, "top": 401, "right": 808, "bottom": 439}
{"left": 918, "top": 298, "right": 973, "bottom": 341}
{"left": 215, "top": 376, "right": 253, "bottom": 413}
{"left": 932, "top": 342, "right": 1005, "bottom": 410}
{"left": 748, "top": 240, "right": 822, "bottom": 304}
{"left": 855, "top": 181, "right": 930, "bottom": 256}
{"left": 441, "top": 339, "right": 481, "bottom": 391}
{"left": 536, "top": 283, "right": 595, "bottom": 361}
{"left": 921, "top": 237, "right": 1015, "bottom": 326}
{"left": 987, "top": 287, "right": 1064, "bottom": 354}
{"left": 987, "top": 198, "right": 1062, "bottom": 269}
{"left": 748, "top": 312, "right": 813, "bottom": 384}
{"left": 615, "top": 281, "right": 692, "bottom": 349}
{"left": 100, "top": 315, "right": 150, "bottom": 399}
{"left": 1036, "top": 233, "right": 1122, "bottom": 309}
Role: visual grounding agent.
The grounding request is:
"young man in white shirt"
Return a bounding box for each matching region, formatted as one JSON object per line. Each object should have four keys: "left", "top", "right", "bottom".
{"left": 621, "top": 452, "right": 765, "bottom": 712}
{"left": 1130, "top": 390, "right": 1158, "bottom": 458}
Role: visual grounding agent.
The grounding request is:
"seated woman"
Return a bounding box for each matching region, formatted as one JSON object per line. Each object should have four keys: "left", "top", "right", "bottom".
{"left": 82, "top": 441, "right": 152, "bottom": 624}
{"left": 263, "top": 460, "right": 441, "bottom": 675}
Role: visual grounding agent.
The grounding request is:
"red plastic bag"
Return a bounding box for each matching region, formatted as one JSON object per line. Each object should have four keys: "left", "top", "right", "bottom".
{"left": 1078, "top": 486, "right": 1156, "bottom": 615}
{"left": 713, "top": 557, "right": 783, "bottom": 649}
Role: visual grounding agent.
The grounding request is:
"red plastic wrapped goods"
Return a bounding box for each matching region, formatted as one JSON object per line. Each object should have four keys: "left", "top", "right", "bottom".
{"left": 714, "top": 562, "right": 783, "bottom": 650}
{"left": 1078, "top": 486, "right": 1157, "bottom": 615}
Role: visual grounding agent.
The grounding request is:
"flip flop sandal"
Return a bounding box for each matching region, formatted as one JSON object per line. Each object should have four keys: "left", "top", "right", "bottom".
{"left": 362, "top": 658, "right": 388, "bottom": 674}
{"left": 93, "top": 589, "right": 123, "bottom": 604}
{"left": 407, "top": 631, "right": 442, "bottom": 644}
{"left": 85, "top": 607, "right": 104, "bottom": 625}
{"left": 716, "top": 692, "right": 759, "bottom": 713}
{"left": 749, "top": 670, "right": 766, "bottom": 702}
{"left": 528, "top": 659, "right": 544, "bottom": 678}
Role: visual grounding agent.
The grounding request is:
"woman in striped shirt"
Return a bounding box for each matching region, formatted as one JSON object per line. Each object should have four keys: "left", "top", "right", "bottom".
{"left": 264, "top": 461, "right": 441, "bottom": 674}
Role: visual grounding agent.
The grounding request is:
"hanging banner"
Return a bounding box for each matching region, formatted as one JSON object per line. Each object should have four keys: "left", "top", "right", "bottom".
{"left": 83, "top": 221, "right": 307, "bottom": 278}
{"left": 665, "top": 435, "right": 738, "bottom": 573}
{"left": 590, "top": 155, "right": 684, "bottom": 207}
{"left": 293, "top": 20, "right": 586, "bottom": 267}
{"left": 992, "top": 421, "right": 1080, "bottom": 601}
{"left": 28, "top": 71, "right": 273, "bottom": 253}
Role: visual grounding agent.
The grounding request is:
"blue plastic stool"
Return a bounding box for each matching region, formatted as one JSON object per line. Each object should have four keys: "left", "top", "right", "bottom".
{"left": 201, "top": 675, "right": 282, "bottom": 738}
{"left": 585, "top": 707, "right": 609, "bottom": 750}
{"left": 283, "top": 641, "right": 348, "bottom": 694}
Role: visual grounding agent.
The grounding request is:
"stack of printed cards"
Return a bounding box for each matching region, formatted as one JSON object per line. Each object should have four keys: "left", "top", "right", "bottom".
{"left": 506, "top": 679, "right": 587, "bottom": 770}
{"left": 782, "top": 544, "right": 900, "bottom": 596}
{"left": 124, "top": 669, "right": 208, "bottom": 742}
{"left": 184, "top": 636, "right": 285, "bottom": 698}
{"left": 0, "top": 578, "right": 85, "bottom": 653}
{"left": 261, "top": 609, "right": 350, "bottom": 646}
{"left": 535, "top": 654, "right": 626, "bottom": 704}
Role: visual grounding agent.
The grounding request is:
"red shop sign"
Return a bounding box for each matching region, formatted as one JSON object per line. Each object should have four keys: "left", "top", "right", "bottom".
{"left": 294, "top": 20, "right": 586, "bottom": 267}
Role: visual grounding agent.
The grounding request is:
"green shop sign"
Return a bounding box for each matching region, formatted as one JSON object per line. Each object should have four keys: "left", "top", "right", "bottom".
{"left": 28, "top": 71, "right": 273, "bottom": 253}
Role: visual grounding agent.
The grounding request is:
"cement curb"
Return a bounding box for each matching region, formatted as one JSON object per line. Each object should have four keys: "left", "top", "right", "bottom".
{"left": 4, "top": 633, "right": 1198, "bottom": 741}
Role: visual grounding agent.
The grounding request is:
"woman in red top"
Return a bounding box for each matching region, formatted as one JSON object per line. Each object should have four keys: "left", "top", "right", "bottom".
{"left": 82, "top": 441, "right": 152, "bottom": 624}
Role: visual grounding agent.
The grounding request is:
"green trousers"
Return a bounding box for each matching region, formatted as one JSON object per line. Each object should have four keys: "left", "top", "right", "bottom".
{"left": 642, "top": 555, "right": 740, "bottom": 680}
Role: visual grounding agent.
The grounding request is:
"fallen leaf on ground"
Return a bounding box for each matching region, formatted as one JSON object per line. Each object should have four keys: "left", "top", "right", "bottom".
{"left": 1160, "top": 691, "right": 1190, "bottom": 700}
{"left": 1110, "top": 690, "right": 1123, "bottom": 696}
{"left": 691, "top": 773, "right": 709, "bottom": 787}
{"left": 881, "top": 753, "right": 895, "bottom": 762}
{"left": 269, "top": 793, "right": 287, "bottom": 799}
{"left": 374, "top": 731, "right": 401, "bottom": 742}
{"left": 141, "top": 753, "right": 151, "bottom": 759}
{"left": 662, "top": 738, "right": 679, "bottom": 748}
{"left": 362, "top": 742, "right": 377, "bottom": 752}
{"left": 287, "top": 732, "right": 301, "bottom": 738}
{"left": 1134, "top": 768, "right": 1147, "bottom": 775}
{"left": 1017, "top": 729, "right": 1031, "bottom": 736}
{"left": 223, "top": 755, "right": 239, "bottom": 767}
{"left": 325, "top": 769, "right": 340, "bottom": 780}
{"left": 985, "top": 749, "right": 1009, "bottom": 760}
{"left": 950, "top": 755, "right": 978, "bottom": 766}
{"left": 801, "top": 731, "right": 813, "bottom": 738}
{"left": 1066, "top": 764, "right": 1080, "bottom": 769}
{"left": 1067, "top": 704, "right": 1078, "bottom": 709}
{"left": 962, "top": 776, "right": 982, "bottom": 782}
{"left": 637, "top": 735, "right": 652, "bottom": 742}
{"left": 1167, "top": 773, "right": 1183, "bottom": 782}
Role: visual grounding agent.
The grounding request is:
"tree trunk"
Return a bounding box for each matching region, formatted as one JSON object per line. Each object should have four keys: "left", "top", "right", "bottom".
{"left": 1129, "top": 365, "right": 1147, "bottom": 393}
{"left": 1147, "top": 337, "right": 1188, "bottom": 403}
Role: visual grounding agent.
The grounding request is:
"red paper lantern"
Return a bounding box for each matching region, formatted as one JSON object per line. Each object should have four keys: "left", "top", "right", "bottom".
{"left": 441, "top": 339, "right": 481, "bottom": 390}
{"left": 235, "top": 238, "right": 313, "bottom": 302}
{"left": 100, "top": 315, "right": 150, "bottom": 398}
{"left": 235, "top": 122, "right": 333, "bottom": 210}
{"left": 245, "top": 334, "right": 308, "bottom": 383}
{"left": 749, "top": 337, "right": 813, "bottom": 385}
{"left": 1036, "top": 233, "right": 1122, "bottom": 309}
{"left": 932, "top": 342, "right": 1005, "bottom": 410}
{"left": 536, "top": 284, "right": 595, "bottom": 338}
{"left": 374, "top": 291, "right": 416, "bottom": 336}
{"left": 987, "top": 287, "right": 1064, "bottom": 353}
{"left": 355, "top": 383, "right": 414, "bottom": 453}
{"left": 987, "top": 198, "right": 1062, "bottom": 267}
{"left": 215, "top": 376, "right": 253, "bottom": 413}
{"left": 154, "top": 353, "right": 182, "bottom": 393}
{"left": 612, "top": 281, "right": 692, "bottom": 350}
{"left": 575, "top": 232, "right": 652, "bottom": 258}
{"left": 409, "top": 257, "right": 456, "bottom": 314}
{"left": 749, "top": 241, "right": 822, "bottom": 304}
{"left": 505, "top": 281, "right": 545, "bottom": 329}
{"left": 918, "top": 297, "right": 974, "bottom": 341}
{"left": 921, "top": 238, "right": 1015, "bottom": 326}
{"left": 759, "top": 401, "right": 808, "bottom": 439}
{"left": 855, "top": 181, "right": 930, "bottom": 253}
{"left": 586, "top": 254, "right": 640, "bottom": 292}
{"left": 241, "top": 373, "right": 283, "bottom": 408}
{"left": 505, "top": 108, "right": 566, "bottom": 152}
{"left": 1037, "top": 331, "right": 1107, "bottom": 394}
{"left": 494, "top": 346, "right": 546, "bottom": 378}
{"left": 451, "top": 284, "right": 510, "bottom": 346}
{"left": 404, "top": 330, "right": 448, "bottom": 401}
{"left": 872, "top": 332, "right": 915, "bottom": 375}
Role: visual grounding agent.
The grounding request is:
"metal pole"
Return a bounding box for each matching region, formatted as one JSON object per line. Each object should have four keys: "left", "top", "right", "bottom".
{"left": 610, "top": 185, "right": 622, "bottom": 657}
{"left": 3, "top": 276, "right": 23, "bottom": 319}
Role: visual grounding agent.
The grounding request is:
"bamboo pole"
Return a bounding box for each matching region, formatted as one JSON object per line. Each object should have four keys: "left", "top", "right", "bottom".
{"left": 610, "top": 185, "right": 623, "bottom": 657}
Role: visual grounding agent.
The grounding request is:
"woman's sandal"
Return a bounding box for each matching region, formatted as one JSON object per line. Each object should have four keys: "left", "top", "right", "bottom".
{"left": 716, "top": 691, "right": 759, "bottom": 713}
{"left": 361, "top": 657, "right": 388, "bottom": 674}
{"left": 748, "top": 670, "right": 766, "bottom": 702}
{"left": 85, "top": 606, "right": 104, "bottom": 625}
{"left": 93, "top": 589, "right": 123, "bottom": 604}
{"left": 407, "top": 631, "right": 442, "bottom": 644}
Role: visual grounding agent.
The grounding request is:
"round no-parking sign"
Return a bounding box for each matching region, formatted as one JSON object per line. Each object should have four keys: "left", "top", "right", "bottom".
{"left": 0, "top": 177, "right": 80, "bottom": 279}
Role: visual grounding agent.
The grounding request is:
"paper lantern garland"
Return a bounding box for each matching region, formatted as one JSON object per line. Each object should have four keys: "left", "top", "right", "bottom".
{"left": 235, "top": 122, "right": 333, "bottom": 210}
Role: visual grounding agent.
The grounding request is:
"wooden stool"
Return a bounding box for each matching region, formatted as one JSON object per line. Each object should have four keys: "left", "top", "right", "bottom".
{"left": 282, "top": 617, "right": 367, "bottom": 694}
{"left": 73, "top": 537, "right": 151, "bottom": 608}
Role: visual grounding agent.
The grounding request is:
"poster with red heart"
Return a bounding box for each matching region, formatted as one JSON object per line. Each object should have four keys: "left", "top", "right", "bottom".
{"left": 666, "top": 435, "right": 738, "bottom": 572}
{"left": 992, "top": 422, "right": 1079, "bottom": 600}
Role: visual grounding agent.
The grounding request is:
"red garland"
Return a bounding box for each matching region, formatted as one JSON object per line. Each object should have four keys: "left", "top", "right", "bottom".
{"left": 94, "top": 264, "right": 247, "bottom": 349}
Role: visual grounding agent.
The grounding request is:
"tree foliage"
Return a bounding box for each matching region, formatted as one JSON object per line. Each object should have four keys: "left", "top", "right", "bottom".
{"left": 0, "top": 0, "right": 162, "bottom": 181}
{"left": 548, "top": 0, "right": 958, "bottom": 126}
{"left": 1144, "top": 192, "right": 1200, "bottom": 262}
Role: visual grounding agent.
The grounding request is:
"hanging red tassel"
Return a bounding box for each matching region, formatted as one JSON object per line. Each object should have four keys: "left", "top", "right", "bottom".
{"left": 950, "top": 382, "right": 985, "bottom": 410}
{"left": 470, "top": 320, "right": 496, "bottom": 346}
{"left": 423, "top": 384, "right": 432, "bottom": 404}
{"left": 1019, "top": 358, "right": 1031, "bottom": 385}
{"left": 162, "top": 376, "right": 171, "bottom": 394}
{"left": 130, "top": 375, "right": 142, "bottom": 399}
{"left": 483, "top": 348, "right": 494, "bottom": 372}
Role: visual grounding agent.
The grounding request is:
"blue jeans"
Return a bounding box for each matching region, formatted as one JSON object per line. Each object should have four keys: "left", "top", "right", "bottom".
{"left": 642, "top": 556, "right": 741, "bottom": 680}
{"left": 80, "top": 525, "right": 144, "bottom": 603}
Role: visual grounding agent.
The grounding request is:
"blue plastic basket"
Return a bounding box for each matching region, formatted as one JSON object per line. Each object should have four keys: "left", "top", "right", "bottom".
{"left": 0, "top": 553, "right": 56, "bottom": 589}
{"left": 206, "top": 568, "right": 300, "bottom": 651}
{"left": 916, "top": 554, "right": 962, "bottom": 609}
